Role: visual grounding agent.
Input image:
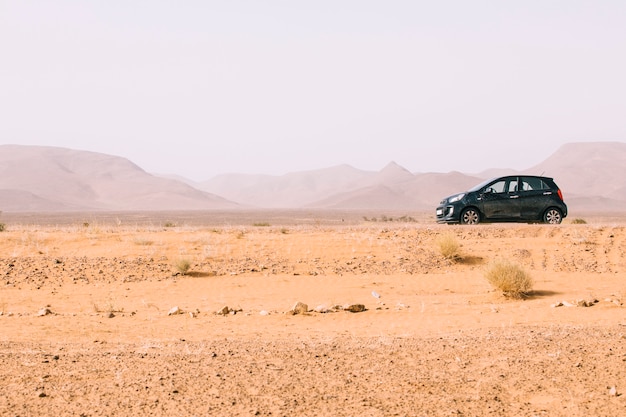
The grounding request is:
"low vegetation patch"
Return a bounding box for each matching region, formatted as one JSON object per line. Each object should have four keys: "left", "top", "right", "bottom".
{"left": 0, "top": 223, "right": 5, "bottom": 232}
{"left": 253, "top": 222, "right": 270, "bottom": 227}
{"left": 174, "top": 259, "right": 192, "bottom": 275}
{"left": 484, "top": 260, "right": 533, "bottom": 298}
{"left": 571, "top": 218, "right": 587, "bottom": 224}
{"left": 436, "top": 233, "right": 461, "bottom": 260}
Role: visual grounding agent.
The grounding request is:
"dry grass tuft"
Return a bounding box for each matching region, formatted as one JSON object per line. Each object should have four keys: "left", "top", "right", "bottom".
{"left": 484, "top": 260, "right": 533, "bottom": 298}
{"left": 174, "top": 259, "right": 192, "bottom": 275}
{"left": 436, "top": 233, "right": 461, "bottom": 260}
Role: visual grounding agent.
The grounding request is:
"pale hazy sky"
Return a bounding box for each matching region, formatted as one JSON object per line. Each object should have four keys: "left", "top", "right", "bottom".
{"left": 1, "top": 1, "right": 625, "bottom": 180}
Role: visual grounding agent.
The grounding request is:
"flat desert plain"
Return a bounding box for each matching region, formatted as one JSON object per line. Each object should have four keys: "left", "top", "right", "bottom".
{"left": 1, "top": 211, "right": 626, "bottom": 416}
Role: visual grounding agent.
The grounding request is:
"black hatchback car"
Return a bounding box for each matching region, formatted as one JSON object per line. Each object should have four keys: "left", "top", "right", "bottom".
{"left": 436, "top": 175, "right": 567, "bottom": 224}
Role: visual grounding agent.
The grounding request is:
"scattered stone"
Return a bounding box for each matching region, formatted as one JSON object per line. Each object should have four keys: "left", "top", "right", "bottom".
{"left": 345, "top": 304, "right": 366, "bottom": 313}
{"left": 37, "top": 307, "right": 52, "bottom": 317}
{"left": 217, "top": 306, "right": 231, "bottom": 315}
{"left": 291, "top": 302, "right": 309, "bottom": 315}
{"left": 551, "top": 301, "right": 564, "bottom": 308}
{"left": 216, "top": 306, "right": 242, "bottom": 315}
{"left": 107, "top": 312, "right": 115, "bottom": 318}
{"left": 561, "top": 301, "right": 575, "bottom": 307}
{"left": 259, "top": 310, "right": 269, "bottom": 316}
{"left": 167, "top": 306, "right": 182, "bottom": 316}
{"left": 314, "top": 304, "right": 330, "bottom": 313}
{"left": 37, "top": 391, "right": 47, "bottom": 398}
{"left": 371, "top": 291, "right": 381, "bottom": 299}
{"left": 609, "top": 386, "right": 617, "bottom": 396}
{"left": 576, "top": 299, "right": 597, "bottom": 307}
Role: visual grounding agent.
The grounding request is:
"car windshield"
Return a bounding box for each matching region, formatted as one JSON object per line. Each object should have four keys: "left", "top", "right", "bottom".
{"left": 467, "top": 178, "right": 496, "bottom": 192}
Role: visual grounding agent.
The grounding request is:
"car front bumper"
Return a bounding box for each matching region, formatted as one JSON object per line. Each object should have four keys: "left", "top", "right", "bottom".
{"left": 435, "top": 205, "right": 459, "bottom": 223}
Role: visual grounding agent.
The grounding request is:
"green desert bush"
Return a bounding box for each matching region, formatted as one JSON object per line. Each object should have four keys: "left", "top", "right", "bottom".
{"left": 484, "top": 260, "right": 533, "bottom": 298}
{"left": 436, "top": 233, "right": 461, "bottom": 260}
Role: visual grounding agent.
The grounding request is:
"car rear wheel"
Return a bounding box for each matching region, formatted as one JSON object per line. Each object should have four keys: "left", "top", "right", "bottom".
{"left": 543, "top": 208, "right": 563, "bottom": 224}
{"left": 460, "top": 208, "right": 480, "bottom": 225}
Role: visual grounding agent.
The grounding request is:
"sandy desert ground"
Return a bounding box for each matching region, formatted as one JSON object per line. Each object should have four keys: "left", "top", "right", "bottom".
{"left": 1, "top": 210, "right": 625, "bottom": 416}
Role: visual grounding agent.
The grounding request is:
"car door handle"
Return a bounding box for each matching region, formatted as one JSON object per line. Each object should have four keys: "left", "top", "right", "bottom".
{"left": 543, "top": 192, "right": 552, "bottom": 195}
{"left": 510, "top": 195, "right": 519, "bottom": 199}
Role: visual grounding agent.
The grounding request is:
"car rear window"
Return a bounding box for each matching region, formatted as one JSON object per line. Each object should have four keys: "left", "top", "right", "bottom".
{"left": 521, "top": 177, "right": 550, "bottom": 191}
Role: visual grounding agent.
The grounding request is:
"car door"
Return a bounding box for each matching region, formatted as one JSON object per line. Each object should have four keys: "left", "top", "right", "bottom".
{"left": 479, "top": 177, "right": 520, "bottom": 220}
{"left": 518, "top": 176, "right": 551, "bottom": 220}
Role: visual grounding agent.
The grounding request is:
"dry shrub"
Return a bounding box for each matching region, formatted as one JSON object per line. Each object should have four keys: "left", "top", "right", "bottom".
{"left": 175, "top": 259, "right": 192, "bottom": 275}
{"left": 436, "top": 233, "right": 460, "bottom": 260}
{"left": 485, "top": 260, "right": 533, "bottom": 298}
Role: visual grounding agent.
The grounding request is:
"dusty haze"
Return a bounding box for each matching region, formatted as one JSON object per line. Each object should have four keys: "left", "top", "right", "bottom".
{"left": 1, "top": 141, "right": 626, "bottom": 213}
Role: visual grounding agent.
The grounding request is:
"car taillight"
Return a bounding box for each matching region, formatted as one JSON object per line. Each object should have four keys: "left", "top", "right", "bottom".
{"left": 557, "top": 189, "right": 564, "bottom": 201}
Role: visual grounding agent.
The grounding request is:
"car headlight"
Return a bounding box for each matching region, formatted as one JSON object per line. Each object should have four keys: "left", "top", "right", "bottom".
{"left": 448, "top": 193, "right": 465, "bottom": 203}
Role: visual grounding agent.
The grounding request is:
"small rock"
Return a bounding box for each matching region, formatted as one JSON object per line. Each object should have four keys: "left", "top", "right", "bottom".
{"left": 314, "top": 304, "right": 330, "bottom": 313}
{"left": 259, "top": 310, "right": 269, "bottom": 316}
{"left": 108, "top": 312, "right": 115, "bottom": 318}
{"left": 551, "top": 301, "right": 564, "bottom": 308}
{"left": 609, "top": 386, "right": 617, "bottom": 396}
{"left": 167, "top": 306, "right": 182, "bottom": 316}
{"left": 217, "top": 306, "right": 231, "bottom": 315}
{"left": 37, "top": 307, "right": 52, "bottom": 317}
{"left": 576, "top": 299, "right": 598, "bottom": 307}
{"left": 561, "top": 301, "right": 575, "bottom": 307}
{"left": 291, "top": 302, "right": 309, "bottom": 315}
{"left": 37, "top": 391, "right": 47, "bottom": 398}
{"left": 345, "top": 304, "right": 366, "bottom": 313}
{"left": 371, "top": 291, "right": 381, "bottom": 299}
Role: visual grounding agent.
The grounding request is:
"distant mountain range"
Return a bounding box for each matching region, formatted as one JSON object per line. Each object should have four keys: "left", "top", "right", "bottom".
{"left": 1, "top": 142, "right": 625, "bottom": 213}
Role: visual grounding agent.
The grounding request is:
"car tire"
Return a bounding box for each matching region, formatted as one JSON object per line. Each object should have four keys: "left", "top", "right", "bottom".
{"left": 460, "top": 208, "right": 480, "bottom": 225}
{"left": 543, "top": 208, "right": 563, "bottom": 224}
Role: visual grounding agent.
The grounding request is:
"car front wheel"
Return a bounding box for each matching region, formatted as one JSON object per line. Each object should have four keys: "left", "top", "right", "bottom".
{"left": 460, "top": 208, "right": 480, "bottom": 225}
{"left": 543, "top": 208, "right": 563, "bottom": 224}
